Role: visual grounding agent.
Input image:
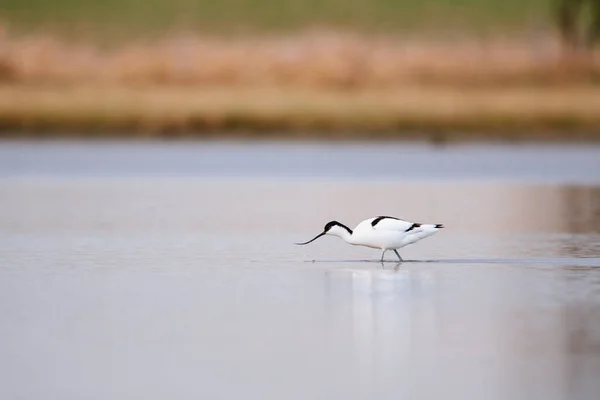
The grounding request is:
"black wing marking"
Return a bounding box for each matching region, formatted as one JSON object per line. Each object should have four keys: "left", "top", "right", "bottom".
{"left": 405, "top": 223, "right": 422, "bottom": 232}
{"left": 371, "top": 216, "right": 399, "bottom": 227}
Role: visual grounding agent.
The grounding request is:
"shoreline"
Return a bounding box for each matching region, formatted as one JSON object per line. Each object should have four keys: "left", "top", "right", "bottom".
{"left": 0, "top": 83, "right": 599, "bottom": 141}
{"left": 1, "top": 32, "right": 599, "bottom": 141}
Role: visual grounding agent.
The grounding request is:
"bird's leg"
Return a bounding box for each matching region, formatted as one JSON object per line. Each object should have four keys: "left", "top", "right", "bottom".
{"left": 380, "top": 250, "right": 387, "bottom": 262}
{"left": 393, "top": 249, "right": 403, "bottom": 261}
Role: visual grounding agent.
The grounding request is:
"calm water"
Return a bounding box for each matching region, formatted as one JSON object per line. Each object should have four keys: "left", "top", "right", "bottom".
{"left": 1, "top": 141, "right": 600, "bottom": 400}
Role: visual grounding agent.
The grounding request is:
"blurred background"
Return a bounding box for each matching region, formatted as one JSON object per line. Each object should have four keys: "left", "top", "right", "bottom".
{"left": 0, "top": 0, "right": 599, "bottom": 139}
{"left": 2, "top": 3, "right": 600, "bottom": 400}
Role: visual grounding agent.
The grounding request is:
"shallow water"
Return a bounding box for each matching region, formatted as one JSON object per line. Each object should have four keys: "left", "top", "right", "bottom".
{"left": 1, "top": 141, "right": 600, "bottom": 400}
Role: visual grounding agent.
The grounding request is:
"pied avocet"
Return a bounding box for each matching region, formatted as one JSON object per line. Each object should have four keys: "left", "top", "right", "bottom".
{"left": 296, "top": 216, "right": 443, "bottom": 261}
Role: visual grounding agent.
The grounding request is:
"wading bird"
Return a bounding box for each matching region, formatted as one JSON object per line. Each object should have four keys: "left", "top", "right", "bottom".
{"left": 296, "top": 216, "right": 443, "bottom": 262}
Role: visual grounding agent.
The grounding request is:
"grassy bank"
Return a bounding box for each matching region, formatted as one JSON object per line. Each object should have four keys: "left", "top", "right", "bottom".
{"left": 1, "top": 84, "right": 599, "bottom": 140}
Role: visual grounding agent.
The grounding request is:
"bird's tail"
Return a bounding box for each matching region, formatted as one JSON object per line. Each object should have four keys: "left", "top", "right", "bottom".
{"left": 402, "top": 223, "right": 443, "bottom": 246}
{"left": 414, "top": 223, "right": 444, "bottom": 238}
{"left": 417, "top": 223, "right": 443, "bottom": 231}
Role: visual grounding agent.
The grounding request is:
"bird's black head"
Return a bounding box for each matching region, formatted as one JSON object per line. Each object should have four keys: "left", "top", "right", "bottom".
{"left": 324, "top": 220, "right": 343, "bottom": 232}
{"left": 324, "top": 221, "right": 352, "bottom": 235}
{"left": 295, "top": 220, "right": 353, "bottom": 246}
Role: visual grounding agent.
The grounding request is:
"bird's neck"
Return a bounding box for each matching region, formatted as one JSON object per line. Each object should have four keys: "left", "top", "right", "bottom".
{"left": 331, "top": 224, "right": 355, "bottom": 244}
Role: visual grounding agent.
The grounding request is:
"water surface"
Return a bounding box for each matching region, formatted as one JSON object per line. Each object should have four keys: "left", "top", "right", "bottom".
{"left": 1, "top": 141, "right": 599, "bottom": 400}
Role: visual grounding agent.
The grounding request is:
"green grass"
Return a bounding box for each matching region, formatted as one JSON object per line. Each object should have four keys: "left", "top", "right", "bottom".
{"left": 0, "top": 0, "right": 552, "bottom": 37}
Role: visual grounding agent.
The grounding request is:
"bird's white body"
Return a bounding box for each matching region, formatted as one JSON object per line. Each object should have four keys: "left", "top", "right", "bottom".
{"left": 296, "top": 216, "right": 443, "bottom": 261}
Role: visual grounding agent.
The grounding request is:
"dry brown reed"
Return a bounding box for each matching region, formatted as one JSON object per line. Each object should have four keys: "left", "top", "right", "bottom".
{"left": 1, "top": 29, "right": 599, "bottom": 87}
{"left": 1, "top": 84, "right": 599, "bottom": 139}
{"left": 1, "top": 28, "right": 600, "bottom": 138}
